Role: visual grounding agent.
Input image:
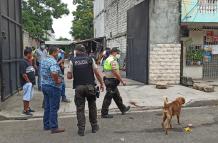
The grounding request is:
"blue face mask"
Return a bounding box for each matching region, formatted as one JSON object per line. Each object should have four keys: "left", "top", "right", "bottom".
{"left": 58, "top": 53, "right": 61, "bottom": 58}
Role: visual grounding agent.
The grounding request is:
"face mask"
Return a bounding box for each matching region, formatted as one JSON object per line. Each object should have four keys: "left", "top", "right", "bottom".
{"left": 116, "top": 54, "right": 121, "bottom": 59}
{"left": 74, "top": 50, "right": 77, "bottom": 57}
{"left": 58, "top": 53, "right": 61, "bottom": 59}
{"left": 41, "top": 45, "right": 46, "bottom": 50}
{"left": 103, "top": 51, "right": 106, "bottom": 55}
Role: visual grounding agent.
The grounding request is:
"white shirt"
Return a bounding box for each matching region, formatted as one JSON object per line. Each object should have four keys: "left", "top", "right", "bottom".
{"left": 34, "top": 48, "right": 48, "bottom": 63}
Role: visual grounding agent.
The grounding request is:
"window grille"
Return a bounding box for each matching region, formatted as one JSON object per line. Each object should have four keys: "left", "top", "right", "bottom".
{"left": 199, "top": 0, "right": 218, "bottom": 13}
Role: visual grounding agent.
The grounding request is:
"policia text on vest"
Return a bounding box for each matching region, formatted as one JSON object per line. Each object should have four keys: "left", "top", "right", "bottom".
{"left": 67, "top": 51, "right": 104, "bottom": 136}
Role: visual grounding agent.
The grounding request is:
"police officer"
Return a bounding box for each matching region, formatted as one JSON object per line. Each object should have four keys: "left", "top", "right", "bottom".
{"left": 67, "top": 45, "right": 104, "bottom": 136}
{"left": 101, "top": 47, "right": 130, "bottom": 118}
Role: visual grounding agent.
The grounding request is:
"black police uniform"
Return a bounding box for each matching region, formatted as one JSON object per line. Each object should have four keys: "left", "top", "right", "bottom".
{"left": 71, "top": 55, "right": 98, "bottom": 133}
{"left": 101, "top": 78, "right": 127, "bottom": 116}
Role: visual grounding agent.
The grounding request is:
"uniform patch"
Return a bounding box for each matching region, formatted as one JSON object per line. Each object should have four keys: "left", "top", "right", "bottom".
{"left": 74, "top": 60, "right": 88, "bottom": 66}
{"left": 111, "top": 62, "right": 117, "bottom": 69}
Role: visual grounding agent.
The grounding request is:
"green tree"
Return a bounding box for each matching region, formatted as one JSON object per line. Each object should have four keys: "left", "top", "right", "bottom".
{"left": 22, "top": 0, "right": 69, "bottom": 40}
{"left": 70, "top": 0, "right": 94, "bottom": 40}
{"left": 57, "top": 37, "right": 70, "bottom": 41}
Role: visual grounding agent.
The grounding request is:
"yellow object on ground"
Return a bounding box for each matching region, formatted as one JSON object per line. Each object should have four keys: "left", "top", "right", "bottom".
{"left": 184, "top": 127, "right": 192, "bottom": 133}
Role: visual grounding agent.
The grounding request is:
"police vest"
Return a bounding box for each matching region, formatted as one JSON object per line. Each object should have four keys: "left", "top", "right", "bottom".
{"left": 71, "top": 56, "right": 95, "bottom": 88}
{"left": 103, "top": 56, "right": 119, "bottom": 71}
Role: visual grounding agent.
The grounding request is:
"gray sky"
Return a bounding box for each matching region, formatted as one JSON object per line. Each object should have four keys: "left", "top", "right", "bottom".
{"left": 52, "top": 0, "right": 76, "bottom": 40}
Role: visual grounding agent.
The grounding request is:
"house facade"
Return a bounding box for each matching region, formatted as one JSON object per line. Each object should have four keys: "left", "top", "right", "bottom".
{"left": 94, "top": 0, "right": 181, "bottom": 84}
{"left": 181, "top": 0, "right": 218, "bottom": 80}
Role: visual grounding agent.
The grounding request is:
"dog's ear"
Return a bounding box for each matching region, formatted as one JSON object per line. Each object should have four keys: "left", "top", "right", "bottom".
{"left": 182, "top": 98, "right": 185, "bottom": 104}
{"left": 180, "top": 97, "right": 185, "bottom": 104}
{"left": 176, "top": 97, "right": 185, "bottom": 105}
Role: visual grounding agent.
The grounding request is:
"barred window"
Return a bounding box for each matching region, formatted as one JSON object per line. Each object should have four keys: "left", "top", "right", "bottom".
{"left": 199, "top": 0, "right": 218, "bottom": 13}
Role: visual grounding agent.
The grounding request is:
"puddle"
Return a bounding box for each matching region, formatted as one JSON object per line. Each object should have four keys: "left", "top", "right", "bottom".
{"left": 114, "top": 127, "right": 183, "bottom": 134}
{"left": 199, "top": 117, "right": 218, "bottom": 127}
{"left": 0, "top": 115, "right": 8, "bottom": 121}
{"left": 145, "top": 127, "right": 183, "bottom": 133}
{"left": 155, "top": 113, "right": 162, "bottom": 116}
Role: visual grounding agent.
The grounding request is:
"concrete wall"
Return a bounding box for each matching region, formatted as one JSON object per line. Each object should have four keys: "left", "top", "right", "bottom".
{"left": 94, "top": 0, "right": 105, "bottom": 38}
{"left": 94, "top": 0, "right": 105, "bottom": 18}
{"left": 149, "top": 0, "right": 181, "bottom": 84}
{"left": 94, "top": 13, "right": 105, "bottom": 38}
{"left": 23, "top": 31, "right": 40, "bottom": 49}
{"left": 149, "top": 0, "right": 180, "bottom": 44}
{"left": 95, "top": 0, "right": 181, "bottom": 84}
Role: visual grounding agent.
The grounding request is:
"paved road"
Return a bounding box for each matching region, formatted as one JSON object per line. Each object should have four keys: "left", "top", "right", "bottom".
{"left": 1, "top": 106, "right": 218, "bottom": 143}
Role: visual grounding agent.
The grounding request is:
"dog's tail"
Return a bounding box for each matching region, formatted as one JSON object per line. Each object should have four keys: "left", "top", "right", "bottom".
{"left": 163, "top": 96, "right": 168, "bottom": 107}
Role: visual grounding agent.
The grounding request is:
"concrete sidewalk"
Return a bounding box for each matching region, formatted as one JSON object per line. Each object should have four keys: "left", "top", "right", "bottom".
{"left": 1, "top": 78, "right": 218, "bottom": 120}
{"left": 1, "top": 61, "right": 218, "bottom": 119}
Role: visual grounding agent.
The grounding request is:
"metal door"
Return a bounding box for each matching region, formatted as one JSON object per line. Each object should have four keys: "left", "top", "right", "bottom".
{"left": 0, "top": 0, "right": 23, "bottom": 101}
{"left": 203, "top": 36, "right": 218, "bottom": 79}
{"left": 126, "top": 1, "right": 149, "bottom": 83}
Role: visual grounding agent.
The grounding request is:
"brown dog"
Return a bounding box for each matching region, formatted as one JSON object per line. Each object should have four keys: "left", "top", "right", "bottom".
{"left": 162, "top": 97, "right": 185, "bottom": 135}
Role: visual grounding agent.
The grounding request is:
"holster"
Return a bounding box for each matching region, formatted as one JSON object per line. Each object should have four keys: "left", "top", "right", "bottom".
{"left": 87, "top": 85, "right": 96, "bottom": 97}
{"left": 103, "top": 77, "right": 120, "bottom": 89}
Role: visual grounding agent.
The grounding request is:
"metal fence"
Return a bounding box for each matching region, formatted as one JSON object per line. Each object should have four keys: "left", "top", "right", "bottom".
{"left": 0, "top": 0, "right": 23, "bottom": 101}
{"left": 184, "top": 26, "right": 218, "bottom": 79}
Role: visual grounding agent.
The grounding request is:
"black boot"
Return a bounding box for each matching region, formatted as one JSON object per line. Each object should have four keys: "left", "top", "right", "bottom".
{"left": 122, "top": 106, "right": 130, "bottom": 115}
{"left": 101, "top": 114, "right": 113, "bottom": 118}
{"left": 78, "top": 130, "right": 85, "bottom": 136}
{"left": 92, "top": 125, "right": 99, "bottom": 133}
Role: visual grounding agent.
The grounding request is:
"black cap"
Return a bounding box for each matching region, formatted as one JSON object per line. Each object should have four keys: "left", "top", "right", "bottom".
{"left": 110, "top": 47, "right": 120, "bottom": 53}
{"left": 75, "top": 44, "right": 86, "bottom": 52}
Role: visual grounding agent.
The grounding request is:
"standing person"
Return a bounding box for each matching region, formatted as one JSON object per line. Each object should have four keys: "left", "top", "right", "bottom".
{"left": 57, "top": 49, "right": 70, "bottom": 103}
{"left": 101, "top": 47, "right": 130, "bottom": 118}
{"left": 41, "top": 46, "right": 65, "bottom": 134}
{"left": 67, "top": 45, "right": 104, "bottom": 136}
{"left": 20, "top": 47, "right": 36, "bottom": 115}
{"left": 34, "top": 41, "right": 47, "bottom": 91}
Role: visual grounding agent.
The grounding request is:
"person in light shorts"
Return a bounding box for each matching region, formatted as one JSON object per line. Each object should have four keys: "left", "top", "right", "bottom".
{"left": 23, "top": 82, "right": 34, "bottom": 102}
{"left": 20, "top": 47, "right": 36, "bottom": 116}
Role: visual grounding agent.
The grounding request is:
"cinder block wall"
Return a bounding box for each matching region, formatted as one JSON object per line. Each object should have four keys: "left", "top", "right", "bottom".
{"left": 104, "top": 0, "right": 144, "bottom": 62}
{"left": 149, "top": 44, "right": 181, "bottom": 84}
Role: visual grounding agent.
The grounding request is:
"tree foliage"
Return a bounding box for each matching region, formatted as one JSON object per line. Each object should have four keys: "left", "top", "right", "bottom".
{"left": 22, "top": 0, "right": 69, "bottom": 40}
{"left": 57, "top": 37, "right": 70, "bottom": 41}
{"left": 70, "top": 0, "right": 94, "bottom": 40}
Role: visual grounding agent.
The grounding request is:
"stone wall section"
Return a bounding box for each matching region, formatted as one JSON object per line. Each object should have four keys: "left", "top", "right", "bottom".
{"left": 149, "top": 44, "right": 181, "bottom": 84}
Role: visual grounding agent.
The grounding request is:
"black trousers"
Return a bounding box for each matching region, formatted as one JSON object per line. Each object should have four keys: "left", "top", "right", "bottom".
{"left": 101, "top": 78, "right": 126, "bottom": 115}
{"left": 74, "top": 85, "right": 97, "bottom": 131}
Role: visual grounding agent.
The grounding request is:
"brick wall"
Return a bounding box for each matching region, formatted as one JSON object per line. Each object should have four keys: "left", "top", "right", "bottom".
{"left": 104, "top": 0, "right": 144, "bottom": 58}
{"left": 149, "top": 44, "right": 181, "bottom": 84}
